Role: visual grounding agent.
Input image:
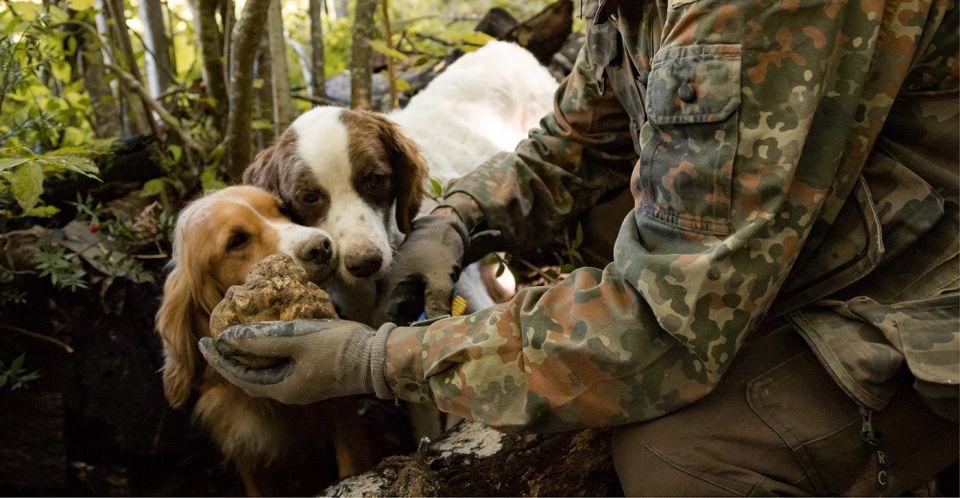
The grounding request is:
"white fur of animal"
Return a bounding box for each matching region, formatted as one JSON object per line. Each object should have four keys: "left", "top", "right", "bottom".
{"left": 243, "top": 41, "right": 558, "bottom": 320}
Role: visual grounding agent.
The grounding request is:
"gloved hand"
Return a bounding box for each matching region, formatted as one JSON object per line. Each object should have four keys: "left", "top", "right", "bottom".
{"left": 198, "top": 319, "right": 394, "bottom": 404}
{"left": 380, "top": 212, "right": 470, "bottom": 324}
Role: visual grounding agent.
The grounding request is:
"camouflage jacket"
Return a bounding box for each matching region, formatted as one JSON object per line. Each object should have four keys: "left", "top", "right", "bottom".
{"left": 384, "top": 0, "right": 960, "bottom": 431}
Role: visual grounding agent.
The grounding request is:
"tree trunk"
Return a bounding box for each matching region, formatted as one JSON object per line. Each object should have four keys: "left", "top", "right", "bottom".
{"left": 381, "top": 0, "right": 397, "bottom": 110}
{"left": 188, "top": 0, "right": 227, "bottom": 124}
{"left": 308, "top": 0, "right": 326, "bottom": 99}
{"left": 138, "top": 0, "right": 174, "bottom": 101}
{"left": 267, "top": 0, "right": 292, "bottom": 134}
{"left": 255, "top": 38, "right": 275, "bottom": 148}
{"left": 79, "top": 26, "right": 122, "bottom": 138}
{"left": 222, "top": 0, "right": 273, "bottom": 179}
{"left": 99, "top": 0, "right": 151, "bottom": 135}
{"left": 350, "top": 0, "right": 377, "bottom": 110}
{"left": 324, "top": 421, "right": 619, "bottom": 496}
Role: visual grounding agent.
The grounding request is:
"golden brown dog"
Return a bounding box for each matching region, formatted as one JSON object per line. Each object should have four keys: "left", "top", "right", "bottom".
{"left": 156, "top": 186, "right": 377, "bottom": 496}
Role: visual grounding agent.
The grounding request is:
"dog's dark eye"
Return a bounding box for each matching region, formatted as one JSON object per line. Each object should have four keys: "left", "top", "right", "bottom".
{"left": 362, "top": 174, "right": 388, "bottom": 192}
{"left": 226, "top": 231, "right": 249, "bottom": 251}
{"left": 299, "top": 191, "right": 321, "bottom": 204}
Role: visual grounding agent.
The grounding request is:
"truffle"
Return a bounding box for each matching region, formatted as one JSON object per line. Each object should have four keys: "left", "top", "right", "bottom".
{"left": 209, "top": 254, "right": 338, "bottom": 367}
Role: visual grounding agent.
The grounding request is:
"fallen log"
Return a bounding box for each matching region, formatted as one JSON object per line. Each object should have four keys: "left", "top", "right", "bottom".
{"left": 324, "top": 420, "right": 620, "bottom": 497}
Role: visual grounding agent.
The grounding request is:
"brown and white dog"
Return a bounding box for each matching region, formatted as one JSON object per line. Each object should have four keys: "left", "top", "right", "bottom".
{"left": 156, "top": 186, "right": 377, "bottom": 496}
{"left": 243, "top": 41, "right": 558, "bottom": 320}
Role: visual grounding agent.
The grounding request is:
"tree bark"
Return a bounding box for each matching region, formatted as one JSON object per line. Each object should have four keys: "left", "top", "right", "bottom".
{"left": 79, "top": 24, "right": 122, "bottom": 138}
{"left": 381, "top": 0, "right": 397, "bottom": 110}
{"left": 188, "top": 0, "right": 227, "bottom": 124}
{"left": 222, "top": 0, "right": 273, "bottom": 179}
{"left": 255, "top": 38, "right": 275, "bottom": 148}
{"left": 138, "top": 0, "right": 174, "bottom": 101}
{"left": 350, "top": 0, "right": 377, "bottom": 110}
{"left": 308, "top": 0, "right": 326, "bottom": 99}
{"left": 266, "top": 0, "right": 292, "bottom": 133}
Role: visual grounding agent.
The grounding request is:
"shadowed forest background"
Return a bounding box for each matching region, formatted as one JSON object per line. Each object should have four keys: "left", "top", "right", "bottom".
{"left": 0, "top": 0, "right": 621, "bottom": 495}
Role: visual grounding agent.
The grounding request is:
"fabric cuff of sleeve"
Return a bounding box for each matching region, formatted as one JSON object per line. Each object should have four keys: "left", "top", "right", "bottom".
{"left": 382, "top": 324, "right": 435, "bottom": 404}
{"left": 439, "top": 192, "right": 484, "bottom": 233}
{"left": 369, "top": 322, "right": 397, "bottom": 400}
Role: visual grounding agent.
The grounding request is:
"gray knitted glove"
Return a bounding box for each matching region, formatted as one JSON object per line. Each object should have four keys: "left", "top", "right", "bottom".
{"left": 381, "top": 214, "right": 469, "bottom": 324}
{"left": 198, "top": 319, "right": 394, "bottom": 404}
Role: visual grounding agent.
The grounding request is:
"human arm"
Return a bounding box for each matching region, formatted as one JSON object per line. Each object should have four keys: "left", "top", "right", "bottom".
{"left": 380, "top": 0, "right": 951, "bottom": 431}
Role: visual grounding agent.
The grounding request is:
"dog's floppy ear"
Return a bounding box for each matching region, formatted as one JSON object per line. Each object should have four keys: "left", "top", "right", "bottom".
{"left": 243, "top": 130, "right": 298, "bottom": 193}
{"left": 156, "top": 264, "right": 205, "bottom": 409}
{"left": 155, "top": 215, "right": 222, "bottom": 409}
{"left": 375, "top": 115, "right": 427, "bottom": 234}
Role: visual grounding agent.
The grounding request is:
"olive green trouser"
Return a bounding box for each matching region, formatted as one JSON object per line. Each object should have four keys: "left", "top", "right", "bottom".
{"left": 612, "top": 325, "right": 958, "bottom": 496}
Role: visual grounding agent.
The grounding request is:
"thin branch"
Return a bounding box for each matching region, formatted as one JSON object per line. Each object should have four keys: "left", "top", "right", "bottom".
{"left": 129, "top": 28, "right": 179, "bottom": 90}
{"left": 105, "top": 62, "right": 205, "bottom": 153}
{"left": 0, "top": 325, "right": 75, "bottom": 354}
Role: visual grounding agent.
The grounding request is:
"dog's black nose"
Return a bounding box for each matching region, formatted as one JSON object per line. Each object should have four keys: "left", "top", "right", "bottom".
{"left": 344, "top": 248, "right": 383, "bottom": 278}
{"left": 297, "top": 234, "right": 332, "bottom": 264}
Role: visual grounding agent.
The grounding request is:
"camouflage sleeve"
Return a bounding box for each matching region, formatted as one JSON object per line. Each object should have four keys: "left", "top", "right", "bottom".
{"left": 440, "top": 41, "right": 637, "bottom": 249}
{"left": 385, "top": 0, "right": 953, "bottom": 432}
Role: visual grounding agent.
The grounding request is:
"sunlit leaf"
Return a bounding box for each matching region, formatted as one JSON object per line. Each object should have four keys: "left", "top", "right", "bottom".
{"left": 167, "top": 144, "right": 182, "bottom": 162}
{"left": 62, "top": 126, "right": 85, "bottom": 146}
{"left": 67, "top": 0, "right": 97, "bottom": 11}
{"left": 141, "top": 177, "right": 168, "bottom": 197}
{"left": 51, "top": 61, "right": 72, "bottom": 82}
{"left": 9, "top": 2, "right": 42, "bottom": 21}
{"left": 0, "top": 158, "right": 29, "bottom": 173}
{"left": 369, "top": 39, "right": 408, "bottom": 61}
{"left": 395, "top": 78, "right": 411, "bottom": 92}
{"left": 8, "top": 161, "right": 44, "bottom": 210}
{"left": 251, "top": 119, "right": 273, "bottom": 130}
{"left": 201, "top": 167, "right": 227, "bottom": 191}
{"left": 48, "top": 5, "right": 70, "bottom": 23}
{"left": 23, "top": 205, "right": 60, "bottom": 217}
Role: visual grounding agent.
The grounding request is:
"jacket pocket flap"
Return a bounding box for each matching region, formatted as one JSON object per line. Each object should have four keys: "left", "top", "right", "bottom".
{"left": 646, "top": 44, "right": 741, "bottom": 124}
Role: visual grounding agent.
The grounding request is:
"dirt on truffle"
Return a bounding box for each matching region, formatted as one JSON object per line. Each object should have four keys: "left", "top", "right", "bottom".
{"left": 209, "top": 254, "right": 338, "bottom": 366}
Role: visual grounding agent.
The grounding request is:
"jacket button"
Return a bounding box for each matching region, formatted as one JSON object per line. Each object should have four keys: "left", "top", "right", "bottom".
{"left": 678, "top": 82, "right": 696, "bottom": 103}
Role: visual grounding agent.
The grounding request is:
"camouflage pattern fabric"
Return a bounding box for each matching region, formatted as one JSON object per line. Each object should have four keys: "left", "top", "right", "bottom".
{"left": 386, "top": 0, "right": 959, "bottom": 431}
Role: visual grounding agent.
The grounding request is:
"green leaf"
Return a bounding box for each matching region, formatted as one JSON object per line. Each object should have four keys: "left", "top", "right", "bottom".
{"left": 201, "top": 167, "right": 227, "bottom": 191}
{"left": 48, "top": 5, "right": 70, "bottom": 23}
{"left": 395, "top": 78, "right": 411, "bottom": 92}
{"left": 67, "top": 0, "right": 96, "bottom": 11}
{"left": 253, "top": 78, "right": 264, "bottom": 90}
{"left": 9, "top": 162, "right": 44, "bottom": 210}
{"left": 23, "top": 205, "right": 60, "bottom": 217}
{"left": 9, "top": 2, "right": 42, "bottom": 21}
{"left": 495, "top": 262, "right": 506, "bottom": 277}
{"left": 167, "top": 144, "right": 182, "bottom": 162}
{"left": 573, "top": 223, "right": 584, "bottom": 249}
{"left": 140, "top": 177, "right": 168, "bottom": 197}
{"left": 429, "top": 177, "right": 444, "bottom": 198}
{"left": 62, "top": 127, "right": 84, "bottom": 146}
{"left": 251, "top": 119, "right": 273, "bottom": 130}
{"left": 369, "top": 40, "right": 408, "bottom": 61}
{"left": 10, "top": 354, "right": 24, "bottom": 373}
{"left": 51, "top": 61, "right": 72, "bottom": 82}
{"left": 0, "top": 158, "right": 29, "bottom": 173}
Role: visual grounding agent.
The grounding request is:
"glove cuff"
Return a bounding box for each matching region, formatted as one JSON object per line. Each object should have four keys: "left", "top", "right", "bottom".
{"left": 438, "top": 192, "right": 484, "bottom": 233}
{"left": 369, "top": 322, "right": 396, "bottom": 399}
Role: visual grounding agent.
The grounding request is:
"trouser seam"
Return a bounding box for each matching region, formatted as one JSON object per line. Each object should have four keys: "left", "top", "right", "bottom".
{"left": 641, "top": 443, "right": 753, "bottom": 496}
